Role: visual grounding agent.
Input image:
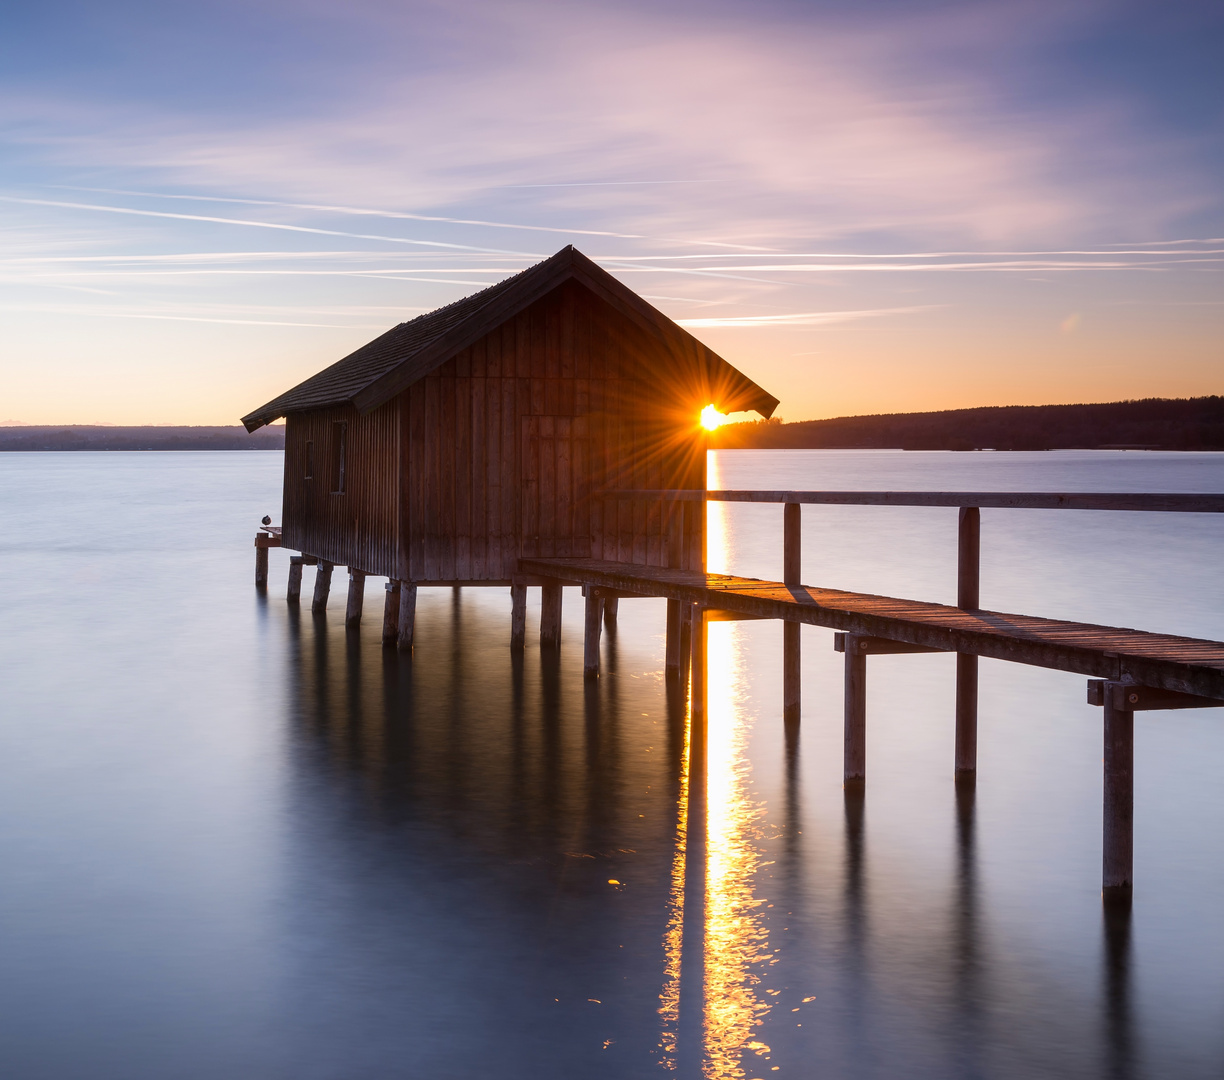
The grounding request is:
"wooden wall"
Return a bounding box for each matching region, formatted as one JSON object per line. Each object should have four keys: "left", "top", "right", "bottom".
{"left": 281, "top": 401, "right": 399, "bottom": 577}
{"left": 399, "top": 280, "right": 706, "bottom": 582}
{"left": 283, "top": 280, "right": 707, "bottom": 582}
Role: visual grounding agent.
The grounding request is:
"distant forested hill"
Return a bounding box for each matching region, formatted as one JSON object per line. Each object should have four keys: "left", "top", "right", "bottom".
{"left": 0, "top": 425, "right": 286, "bottom": 450}
{"left": 710, "top": 397, "right": 1224, "bottom": 451}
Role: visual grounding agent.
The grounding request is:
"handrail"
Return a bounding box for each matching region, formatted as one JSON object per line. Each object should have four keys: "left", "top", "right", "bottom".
{"left": 601, "top": 490, "right": 1224, "bottom": 513}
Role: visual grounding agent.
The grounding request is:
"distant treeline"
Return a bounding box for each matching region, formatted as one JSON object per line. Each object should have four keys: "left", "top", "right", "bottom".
{"left": 710, "top": 397, "right": 1224, "bottom": 451}
{"left": 6, "top": 397, "right": 1223, "bottom": 452}
{"left": 0, "top": 425, "right": 286, "bottom": 451}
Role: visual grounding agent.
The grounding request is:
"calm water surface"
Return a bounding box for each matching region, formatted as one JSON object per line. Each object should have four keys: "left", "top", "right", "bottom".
{"left": 1, "top": 450, "right": 1222, "bottom": 1079}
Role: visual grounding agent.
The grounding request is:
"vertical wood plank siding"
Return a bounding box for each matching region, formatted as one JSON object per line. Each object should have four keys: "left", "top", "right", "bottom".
{"left": 282, "top": 401, "right": 399, "bottom": 577}
{"left": 287, "top": 280, "right": 707, "bottom": 583}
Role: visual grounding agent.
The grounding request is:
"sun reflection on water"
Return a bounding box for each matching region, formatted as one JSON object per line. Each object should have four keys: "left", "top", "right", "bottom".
{"left": 703, "top": 619, "right": 773, "bottom": 1078}
{"left": 658, "top": 465, "right": 775, "bottom": 1077}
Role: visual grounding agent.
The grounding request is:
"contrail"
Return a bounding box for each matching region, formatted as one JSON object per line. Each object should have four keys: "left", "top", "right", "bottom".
{"left": 676, "top": 305, "right": 934, "bottom": 327}
{"left": 0, "top": 303, "right": 383, "bottom": 329}
{"left": 0, "top": 195, "right": 539, "bottom": 256}
{"left": 54, "top": 186, "right": 772, "bottom": 251}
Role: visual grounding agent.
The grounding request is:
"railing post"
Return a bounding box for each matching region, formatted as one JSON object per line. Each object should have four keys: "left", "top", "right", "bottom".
{"left": 783, "top": 502, "right": 801, "bottom": 723}
{"left": 956, "top": 506, "right": 980, "bottom": 782}
{"left": 1103, "top": 682, "right": 1134, "bottom": 902}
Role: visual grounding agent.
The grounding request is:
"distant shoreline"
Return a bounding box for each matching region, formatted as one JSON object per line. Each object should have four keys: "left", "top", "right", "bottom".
{"left": 4, "top": 396, "right": 1222, "bottom": 452}
{"left": 0, "top": 425, "right": 286, "bottom": 451}
{"left": 711, "top": 396, "right": 1224, "bottom": 452}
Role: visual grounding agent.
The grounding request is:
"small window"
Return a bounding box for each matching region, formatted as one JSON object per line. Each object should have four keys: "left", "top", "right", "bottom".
{"left": 331, "top": 422, "right": 347, "bottom": 494}
{"left": 304, "top": 440, "right": 315, "bottom": 481}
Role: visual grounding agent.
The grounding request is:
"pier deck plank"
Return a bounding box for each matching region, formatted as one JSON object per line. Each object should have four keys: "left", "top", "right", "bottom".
{"left": 521, "top": 557, "right": 1224, "bottom": 700}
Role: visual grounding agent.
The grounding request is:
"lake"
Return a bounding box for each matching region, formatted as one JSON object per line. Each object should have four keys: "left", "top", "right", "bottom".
{"left": 1, "top": 449, "right": 1222, "bottom": 1079}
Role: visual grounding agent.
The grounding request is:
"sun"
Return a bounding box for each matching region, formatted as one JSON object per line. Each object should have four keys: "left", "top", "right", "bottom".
{"left": 701, "top": 404, "right": 728, "bottom": 431}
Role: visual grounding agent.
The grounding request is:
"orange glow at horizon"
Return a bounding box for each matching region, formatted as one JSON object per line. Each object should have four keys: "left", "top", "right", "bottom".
{"left": 701, "top": 405, "right": 729, "bottom": 431}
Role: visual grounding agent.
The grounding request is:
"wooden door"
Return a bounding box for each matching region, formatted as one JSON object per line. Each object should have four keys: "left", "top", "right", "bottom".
{"left": 521, "top": 415, "right": 592, "bottom": 558}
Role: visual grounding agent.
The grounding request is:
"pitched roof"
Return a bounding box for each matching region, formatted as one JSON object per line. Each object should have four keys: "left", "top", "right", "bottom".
{"left": 241, "top": 245, "right": 778, "bottom": 431}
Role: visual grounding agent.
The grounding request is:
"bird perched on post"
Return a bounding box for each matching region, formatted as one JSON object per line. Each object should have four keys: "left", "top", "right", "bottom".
{"left": 261, "top": 515, "right": 272, "bottom": 526}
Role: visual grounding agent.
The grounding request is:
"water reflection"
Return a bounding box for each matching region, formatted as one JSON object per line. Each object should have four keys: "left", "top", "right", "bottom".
{"left": 278, "top": 578, "right": 1147, "bottom": 1079}
{"left": 703, "top": 622, "right": 774, "bottom": 1078}
{"left": 1103, "top": 903, "right": 1136, "bottom": 1080}
{"left": 952, "top": 782, "right": 983, "bottom": 1079}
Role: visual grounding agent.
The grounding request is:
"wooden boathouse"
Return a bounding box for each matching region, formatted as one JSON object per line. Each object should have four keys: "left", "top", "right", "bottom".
{"left": 245, "top": 246, "right": 1224, "bottom": 904}
{"left": 243, "top": 244, "right": 777, "bottom": 642}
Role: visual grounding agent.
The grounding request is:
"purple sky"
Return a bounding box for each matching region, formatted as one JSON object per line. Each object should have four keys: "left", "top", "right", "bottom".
{"left": 1, "top": 0, "right": 1221, "bottom": 423}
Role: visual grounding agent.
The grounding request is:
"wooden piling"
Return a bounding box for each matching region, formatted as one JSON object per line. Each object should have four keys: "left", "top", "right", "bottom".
{"left": 382, "top": 581, "right": 401, "bottom": 645}
{"left": 844, "top": 633, "right": 867, "bottom": 787}
{"left": 510, "top": 582, "right": 527, "bottom": 651}
{"left": 584, "top": 589, "right": 603, "bottom": 680}
{"left": 690, "top": 603, "right": 707, "bottom": 720}
{"left": 783, "top": 502, "right": 802, "bottom": 583}
{"left": 287, "top": 556, "right": 304, "bottom": 603}
{"left": 784, "top": 622, "right": 801, "bottom": 722}
{"left": 397, "top": 582, "right": 417, "bottom": 651}
{"left": 254, "top": 534, "right": 270, "bottom": 590}
{"left": 956, "top": 506, "right": 981, "bottom": 780}
{"left": 679, "top": 601, "right": 692, "bottom": 688}
{"left": 345, "top": 569, "right": 366, "bottom": 628}
{"left": 666, "top": 598, "right": 682, "bottom": 677}
{"left": 783, "top": 501, "right": 802, "bottom": 722}
{"left": 955, "top": 654, "right": 978, "bottom": 782}
{"left": 311, "top": 561, "right": 334, "bottom": 613}
{"left": 1103, "top": 682, "right": 1134, "bottom": 901}
{"left": 603, "top": 594, "right": 619, "bottom": 631}
{"left": 540, "top": 581, "right": 563, "bottom": 648}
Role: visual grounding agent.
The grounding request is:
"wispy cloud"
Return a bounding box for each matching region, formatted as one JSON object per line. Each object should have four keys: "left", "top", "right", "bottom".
{"left": 53, "top": 185, "right": 771, "bottom": 251}
{"left": 0, "top": 195, "right": 539, "bottom": 255}
{"left": 1, "top": 0, "right": 1220, "bottom": 423}
{"left": 676, "top": 306, "right": 936, "bottom": 328}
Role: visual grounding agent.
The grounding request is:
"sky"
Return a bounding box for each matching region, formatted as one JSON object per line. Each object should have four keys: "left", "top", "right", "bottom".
{"left": 0, "top": 0, "right": 1221, "bottom": 425}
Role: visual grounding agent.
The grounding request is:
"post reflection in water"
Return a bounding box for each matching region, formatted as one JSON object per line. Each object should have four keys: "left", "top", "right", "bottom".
{"left": 952, "top": 781, "right": 983, "bottom": 1079}
{"left": 276, "top": 561, "right": 1146, "bottom": 1079}
{"left": 1103, "top": 902, "right": 1136, "bottom": 1080}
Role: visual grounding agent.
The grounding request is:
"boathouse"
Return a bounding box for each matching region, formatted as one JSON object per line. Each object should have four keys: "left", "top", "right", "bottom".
{"left": 242, "top": 244, "right": 778, "bottom": 595}
{"left": 244, "top": 247, "right": 1224, "bottom": 904}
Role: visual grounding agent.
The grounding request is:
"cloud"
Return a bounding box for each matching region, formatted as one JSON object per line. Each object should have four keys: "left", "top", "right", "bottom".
{"left": 1, "top": 0, "right": 1213, "bottom": 247}
{"left": 676, "top": 305, "right": 935, "bottom": 328}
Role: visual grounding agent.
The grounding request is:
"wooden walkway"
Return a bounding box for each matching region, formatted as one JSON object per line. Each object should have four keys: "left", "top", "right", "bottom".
{"left": 521, "top": 556, "right": 1224, "bottom": 701}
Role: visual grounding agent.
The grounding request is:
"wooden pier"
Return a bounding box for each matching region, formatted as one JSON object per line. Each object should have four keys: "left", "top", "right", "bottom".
{"left": 238, "top": 245, "right": 1224, "bottom": 906}
{"left": 255, "top": 487, "right": 1224, "bottom": 904}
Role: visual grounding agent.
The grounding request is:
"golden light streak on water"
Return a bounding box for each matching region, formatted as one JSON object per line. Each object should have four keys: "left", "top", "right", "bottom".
{"left": 701, "top": 463, "right": 774, "bottom": 1079}
{"left": 656, "top": 711, "right": 690, "bottom": 1069}
{"left": 702, "top": 620, "right": 773, "bottom": 1078}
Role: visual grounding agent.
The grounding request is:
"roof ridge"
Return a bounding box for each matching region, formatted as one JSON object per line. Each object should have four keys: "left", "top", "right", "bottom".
{"left": 240, "top": 244, "right": 776, "bottom": 431}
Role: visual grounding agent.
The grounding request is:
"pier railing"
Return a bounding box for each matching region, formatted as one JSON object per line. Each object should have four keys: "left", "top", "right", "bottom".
{"left": 609, "top": 489, "right": 1224, "bottom": 511}
{"left": 262, "top": 488, "right": 1224, "bottom": 901}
